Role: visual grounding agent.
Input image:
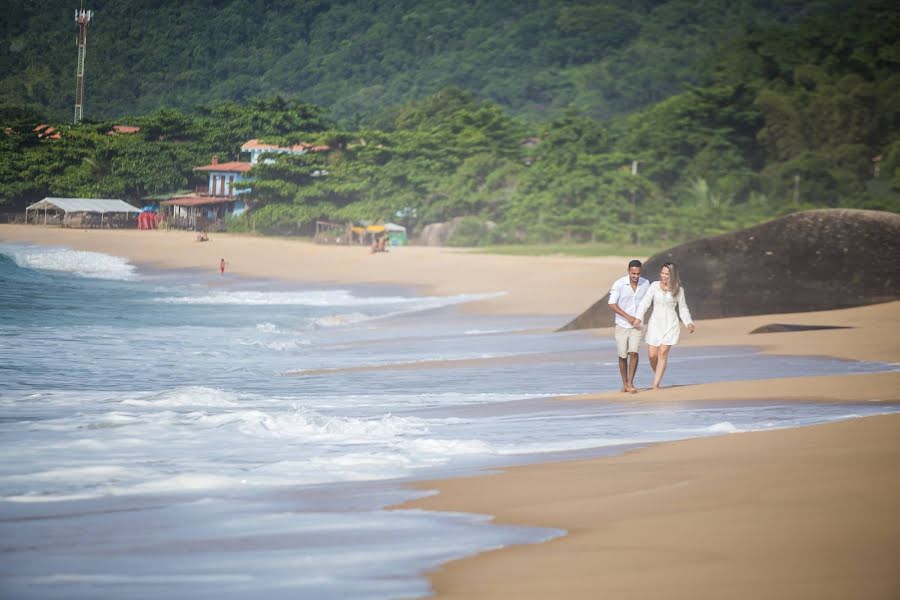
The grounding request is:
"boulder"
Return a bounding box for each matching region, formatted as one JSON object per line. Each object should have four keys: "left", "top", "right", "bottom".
{"left": 560, "top": 209, "right": 900, "bottom": 330}
{"left": 417, "top": 217, "right": 466, "bottom": 246}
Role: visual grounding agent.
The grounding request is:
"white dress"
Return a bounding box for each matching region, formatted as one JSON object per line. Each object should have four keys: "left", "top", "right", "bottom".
{"left": 636, "top": 281, "right": 693, "bottom": 346}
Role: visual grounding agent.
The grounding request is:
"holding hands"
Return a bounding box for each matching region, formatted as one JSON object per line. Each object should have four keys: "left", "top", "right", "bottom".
{"left": 631, "top": 318, "right": 691, "bottom": 333}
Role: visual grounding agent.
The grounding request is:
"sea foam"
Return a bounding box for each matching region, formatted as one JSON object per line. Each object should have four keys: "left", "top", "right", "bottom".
{"left": 2, "top": 244, "right": 138, "bottom": 280}
{"left": 157, "top": 289, "right": 505, "bottom": 308}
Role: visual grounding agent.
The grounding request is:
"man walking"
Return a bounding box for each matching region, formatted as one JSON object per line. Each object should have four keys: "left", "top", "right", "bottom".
{"left": 608, "top": 259, "right": 649, "bottom": 393}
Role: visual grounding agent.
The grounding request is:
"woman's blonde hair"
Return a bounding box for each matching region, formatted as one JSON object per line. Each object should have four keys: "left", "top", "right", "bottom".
{"left": 661, "top": 262, "right": 681, "bottom": 299}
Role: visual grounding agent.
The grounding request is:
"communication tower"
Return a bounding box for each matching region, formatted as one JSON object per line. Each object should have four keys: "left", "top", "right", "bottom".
{"left": 73, "top": 8, "right": 93, "bottom": 124}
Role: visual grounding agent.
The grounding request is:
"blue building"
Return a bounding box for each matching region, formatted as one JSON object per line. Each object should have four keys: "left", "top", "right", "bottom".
{"left": 160, "top": 155, "right": 252, "bottom": 230}
{"left": 159, "top": 140, "right": 330, "bottom": 230}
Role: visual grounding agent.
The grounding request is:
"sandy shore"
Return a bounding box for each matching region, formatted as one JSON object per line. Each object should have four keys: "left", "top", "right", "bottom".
{"left": 0, "top": 225, "right": 624, "bottom": 316}
{"left": 3, "top": 223, "right": 899, "bottom": 598}
{"left": 663, "top": 301, "right": 900, "bottom": 363}
{"left": 409, "top": 413, "right": 900, "bottom": 599}
{"left": 401, "top": 298, "right": 900, "bottom": 597}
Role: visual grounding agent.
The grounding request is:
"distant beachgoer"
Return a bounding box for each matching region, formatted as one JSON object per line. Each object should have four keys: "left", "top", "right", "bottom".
{"left": 370, "top": 235, "right": 389, "bottom": 254}
{"left": 220, "top": 258, "right": 225, "bottom": 275}
{"left": 608, "top": 259, "right": 650, "bottom": 393}
{"left": 196, "top": 231, "right": 209, "bottom": 242}
{"left": 633, "top": 261, "right": 695, "bottom": 389}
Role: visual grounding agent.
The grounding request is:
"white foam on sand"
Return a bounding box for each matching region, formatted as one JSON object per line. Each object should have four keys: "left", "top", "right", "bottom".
{"left": 707, "top": 421, "right": 741, "bottom": 433}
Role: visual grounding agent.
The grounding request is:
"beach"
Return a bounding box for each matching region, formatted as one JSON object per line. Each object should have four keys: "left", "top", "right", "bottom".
{"left": 0, "top": 225, "right": 617, "bottom": 315}
{"left": 1, "top": 223, "right": 898, "bottom": 599}
{"left": 409, "top": 413, "right": 900, "bottom": 600}
{"left": 406, "top": 291, "right": 900, "bottom": 597}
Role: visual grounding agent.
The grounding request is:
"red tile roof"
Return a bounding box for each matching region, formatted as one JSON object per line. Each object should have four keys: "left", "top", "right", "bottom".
{"left": 108, "top": 125, "right": 141, "bottom": 135}
{"left": 241, "top": 138, "right": 331, "bottom": 153}
{"left": 194, "top": 161, "right": 253, "bottom": 173}
{"left": 34, "top": 124, "right": 60, "bottom": 139}
{"left": 160, "top": 194, "right": 237, "bottom": 207}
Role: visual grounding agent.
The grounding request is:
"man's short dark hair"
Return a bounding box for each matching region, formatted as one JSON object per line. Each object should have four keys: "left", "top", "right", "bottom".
{"left": 628, "top": 259, "right": 642, "bottom": 269}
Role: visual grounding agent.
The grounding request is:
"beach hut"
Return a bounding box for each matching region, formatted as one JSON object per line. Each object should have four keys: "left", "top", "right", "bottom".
{"left": 384, "top": 222, "right": 407, "bottom": 246}
{"left": 25, "top": 197, "right": 140, "bottom": 228}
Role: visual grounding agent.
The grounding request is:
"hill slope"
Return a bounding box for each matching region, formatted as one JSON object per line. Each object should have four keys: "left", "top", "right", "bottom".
{"left": 1, "top": 0, "right": 839, "bottom": 123}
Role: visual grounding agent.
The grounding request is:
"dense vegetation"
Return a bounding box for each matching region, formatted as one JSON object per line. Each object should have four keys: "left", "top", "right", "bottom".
{"left": 1, "top": 0, "right": 898, "bottom": 245}
{"left": 2, "top": 0, "right": 849, "bottom": 124}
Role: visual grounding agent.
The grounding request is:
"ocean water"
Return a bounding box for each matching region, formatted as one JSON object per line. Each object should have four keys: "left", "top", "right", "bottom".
{"left": 0, "top": 242, "right": 896, "bottom": 599}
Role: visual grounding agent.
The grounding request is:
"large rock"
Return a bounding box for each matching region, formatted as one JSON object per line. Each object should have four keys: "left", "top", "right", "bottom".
{"left": 417, "top": 217, "right": 497, "bottom": 246}
{"left": 418, "top": 217, "right": 465, "bottom": 246}
{"left": 560, "top": 209, "right": 900, "bottom": 330}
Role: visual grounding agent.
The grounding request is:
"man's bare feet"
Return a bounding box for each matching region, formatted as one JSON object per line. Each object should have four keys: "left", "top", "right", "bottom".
{"left": 626, "top": 385, "right": 637, "bottom": 394}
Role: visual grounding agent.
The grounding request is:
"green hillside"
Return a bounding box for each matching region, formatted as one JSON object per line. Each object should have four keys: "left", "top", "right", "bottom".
{"left": 1, "top": 0, "right": 847, "bottom": 124}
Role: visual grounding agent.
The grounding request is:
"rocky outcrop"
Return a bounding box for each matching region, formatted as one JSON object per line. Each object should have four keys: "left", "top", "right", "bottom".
{"left": 418, "top": 217, "right": 465, "bottom": 246}
{"left": 560, "top": 209, "right": 900, "bottom": 331}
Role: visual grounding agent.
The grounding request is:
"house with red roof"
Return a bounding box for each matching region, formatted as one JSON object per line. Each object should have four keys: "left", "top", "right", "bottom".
{"left": 159, "top": 154, "right": 253, "bottom": 230}
{"left": 33, "top": 124, "right": 61, "bottom": 140}
{"left": 194, "top": 155, "right": 254, "bottom": 197}
{"left": 241, "top": 138, "right": 331, "bottom": 164}
{"left": 157, "top": 139, "right": 329, "bottom": 231}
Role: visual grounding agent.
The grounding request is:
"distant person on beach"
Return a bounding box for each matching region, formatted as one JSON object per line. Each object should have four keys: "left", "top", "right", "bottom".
{"left": 196, "top": 230, "right": 209, "bottom": 242}
{"left": 370, "top": 235, "right": 389, "bottom": 254}
{"left": 633, "top": 261, "right": 695, "bottom": 389}
{"left": 220, "top": 258, "right": 226, "bottom": 275}
{"left": 608, "top": 259, "right": 650, "bottom": 393}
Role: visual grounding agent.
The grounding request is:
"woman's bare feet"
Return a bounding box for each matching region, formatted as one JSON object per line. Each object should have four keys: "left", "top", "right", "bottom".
{"left": 626, "top": 385, "right": 637, "bottom": 394}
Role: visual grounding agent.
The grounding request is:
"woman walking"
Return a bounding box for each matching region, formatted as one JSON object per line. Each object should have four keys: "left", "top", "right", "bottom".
{"left": 634, "top": 262, "right": 695, "bottom": 389}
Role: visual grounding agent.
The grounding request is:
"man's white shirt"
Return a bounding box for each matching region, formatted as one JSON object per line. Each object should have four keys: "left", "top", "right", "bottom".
{"left": 608, "top": 275, "right": 650, "bottom": 328}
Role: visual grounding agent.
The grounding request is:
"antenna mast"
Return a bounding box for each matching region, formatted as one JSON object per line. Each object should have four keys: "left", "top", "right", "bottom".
{"left": 74, "top": 8, "right": 93, "bottom": 124}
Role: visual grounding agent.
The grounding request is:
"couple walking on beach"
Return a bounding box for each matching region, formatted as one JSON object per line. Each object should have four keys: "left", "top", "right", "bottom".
{"left": 608, "top": 259, "right": 695, "bottom": 392}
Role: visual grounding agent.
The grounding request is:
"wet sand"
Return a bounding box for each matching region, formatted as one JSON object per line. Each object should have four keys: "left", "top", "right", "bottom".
{"left": 408, "top": 413, "right": 900, "bottom": 599}
{"left": 403, "top": 300, "right": 900, "bottom": 598}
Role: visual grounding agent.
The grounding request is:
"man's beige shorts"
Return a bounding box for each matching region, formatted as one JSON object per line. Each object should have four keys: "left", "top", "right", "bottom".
{"left": 615, "top": 325, "right": 643, "bottom": 358}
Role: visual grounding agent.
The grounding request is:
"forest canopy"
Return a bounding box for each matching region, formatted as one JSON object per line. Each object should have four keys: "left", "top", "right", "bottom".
{"left": 1, "top": 0, "right": 861, "bottom": 124}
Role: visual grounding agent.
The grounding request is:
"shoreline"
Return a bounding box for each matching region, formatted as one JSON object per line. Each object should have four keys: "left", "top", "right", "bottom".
{"left": 398, "top": 293, "right": 900, "bottom": 597}
{"left": 563, "top": 370, "right": 900, "bottom": 405}
{"left": 406, "top": 413, "right": 900, "bottom": 599}
{"left": 0, "top": 225, "right": 625, "bottom": 316}
{"left": 4, "top": 223, "right": 900, "bottom": 598}
{"left": 3, "top": 224, "right": 897, "bottom": 358}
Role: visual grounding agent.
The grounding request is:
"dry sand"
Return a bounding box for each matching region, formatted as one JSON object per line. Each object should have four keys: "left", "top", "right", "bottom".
{"left": 3, "top": 223, "right": 899, "bottom": 598}
{"left": 669, "top": 301, "right": 900, "bottom": 364}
